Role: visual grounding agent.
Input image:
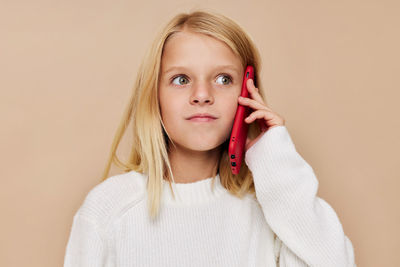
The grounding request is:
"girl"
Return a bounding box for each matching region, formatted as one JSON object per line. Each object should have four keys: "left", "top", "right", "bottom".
{"left": 64, "top": 10, "right": 356, "bottom": 267}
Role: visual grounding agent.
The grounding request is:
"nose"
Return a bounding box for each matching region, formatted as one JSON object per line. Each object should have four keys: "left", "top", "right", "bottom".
{"left": 189, "top": 82, "right": 214, "bottom": 105}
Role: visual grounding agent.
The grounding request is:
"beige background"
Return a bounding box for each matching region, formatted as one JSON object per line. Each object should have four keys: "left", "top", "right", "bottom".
{"left": 1, "top": 0, "right": 399, "bottom": 266}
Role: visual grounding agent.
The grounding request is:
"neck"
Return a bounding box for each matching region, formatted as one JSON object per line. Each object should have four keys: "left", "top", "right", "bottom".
{"left": 166, "top": 143, "right": 222, "bottom": 184}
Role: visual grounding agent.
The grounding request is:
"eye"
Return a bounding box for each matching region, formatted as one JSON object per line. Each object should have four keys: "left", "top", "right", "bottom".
{"left": 170, "top": 74, "right": 233, "bottom": 86}
{"left": 171, "top": 75, "right": 189, "bottom": 86}
{"left": 216, "top": 74, "right": 233, "bottom": 85}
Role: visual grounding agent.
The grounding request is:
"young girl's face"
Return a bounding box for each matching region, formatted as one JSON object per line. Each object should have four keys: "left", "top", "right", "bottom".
{"left": 158, "top": 30, "right": 244, "bottom": 153}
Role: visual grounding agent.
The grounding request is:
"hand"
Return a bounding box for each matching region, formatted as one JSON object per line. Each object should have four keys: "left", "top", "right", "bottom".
{"left": 237, "top": 78, "right": 285, "bottom": 152}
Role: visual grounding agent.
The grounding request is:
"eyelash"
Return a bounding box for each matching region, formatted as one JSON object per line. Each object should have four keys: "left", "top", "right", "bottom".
{"left": 170, "top": 74, "right": 233, "bottom": 86}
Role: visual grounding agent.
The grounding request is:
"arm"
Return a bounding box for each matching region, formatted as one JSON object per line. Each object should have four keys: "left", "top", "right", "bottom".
{"left": 64, "top": 212, "right": 108, "bottom": 267}
{"left": 274, "top": 233, "right": 355, "bottom": 266}
{"left": 245, "top": 125, "right": 356, "bottom": 266}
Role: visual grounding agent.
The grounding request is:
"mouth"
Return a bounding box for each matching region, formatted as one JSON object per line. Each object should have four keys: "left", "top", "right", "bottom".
{"left": 188, "top": 117, "right": 217, "bottom": 122}
{"left": 186, "top": 113, "right": 218, "bottom": 121}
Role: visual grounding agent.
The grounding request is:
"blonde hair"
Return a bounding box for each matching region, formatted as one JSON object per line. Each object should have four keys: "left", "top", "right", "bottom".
{"left": 101, "top": 8, "right": 266, "bottom": 220}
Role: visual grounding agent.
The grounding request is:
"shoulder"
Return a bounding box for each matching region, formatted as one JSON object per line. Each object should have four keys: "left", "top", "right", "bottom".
{"left": 75, "top": 170, "right": 147, "bottom": 225}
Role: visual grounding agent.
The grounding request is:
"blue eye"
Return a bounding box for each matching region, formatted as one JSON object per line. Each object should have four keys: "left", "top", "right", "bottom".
{"left": 170, "top": 74, "right": 233, "bottom": 86}
{"left": 216, "top": 74, "right": 233, "bottom": 85}
{"left": 171, "top": 75, "right": 189, "bottom": 86}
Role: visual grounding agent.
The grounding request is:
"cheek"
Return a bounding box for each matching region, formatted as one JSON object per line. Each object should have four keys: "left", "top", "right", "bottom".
{"left": 159, "top": 89, "right": 172, "bottom": 116}
{"left": 224, "top": 97, "right": 240, "bottom": 120}
{"left": 159, "top": 93, "right": 182, "bottom": 124}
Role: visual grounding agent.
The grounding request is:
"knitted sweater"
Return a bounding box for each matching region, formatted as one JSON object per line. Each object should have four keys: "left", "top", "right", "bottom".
{"left": 63, "top": 125, "right": 356, "bottom": 266}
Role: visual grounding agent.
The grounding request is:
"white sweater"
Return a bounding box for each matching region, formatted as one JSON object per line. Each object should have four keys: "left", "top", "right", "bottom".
{"left": 64, "top": 125, "right": 356, "bottom": 267}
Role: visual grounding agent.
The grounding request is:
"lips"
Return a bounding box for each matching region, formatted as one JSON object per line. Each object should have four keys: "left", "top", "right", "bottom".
{"left": 189, "top": 117, "right": 216, "bottom": 122}
{"left": 187, "top": 113, "right": 217, "bottom": 120}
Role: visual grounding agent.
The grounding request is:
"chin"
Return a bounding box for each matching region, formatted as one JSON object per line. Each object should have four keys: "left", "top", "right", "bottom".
{"left": 186, "top": 139, "right": 225, "bottom": 152}
{"left": 187, "top": 144, "right": 218, "bottom": 152}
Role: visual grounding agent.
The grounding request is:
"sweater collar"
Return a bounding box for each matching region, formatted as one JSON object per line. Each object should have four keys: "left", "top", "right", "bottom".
{"left": 161, "top": 173, "right": 227, "bottom": 205}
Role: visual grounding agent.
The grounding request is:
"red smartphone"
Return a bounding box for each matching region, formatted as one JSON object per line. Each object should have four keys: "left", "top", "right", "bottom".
{"left": 228, "top": 65, "right": 254, "bottom": 175}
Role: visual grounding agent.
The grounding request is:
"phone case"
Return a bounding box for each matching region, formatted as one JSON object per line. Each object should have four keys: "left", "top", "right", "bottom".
{"left": 228, "top": 65, "right": 254, "bottom": 175}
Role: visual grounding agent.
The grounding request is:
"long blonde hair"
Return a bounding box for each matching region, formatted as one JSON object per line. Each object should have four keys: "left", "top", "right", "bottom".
{"left": 101, "top": 8, "right": 266, "bottom": 220}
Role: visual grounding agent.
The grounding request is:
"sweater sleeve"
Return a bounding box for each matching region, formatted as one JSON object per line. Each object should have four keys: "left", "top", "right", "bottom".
{"left": 244, "top": 125, "right": 356, "bottom": 267}
{"left": 64, "top": 212, "right": 108, "bottom": 267}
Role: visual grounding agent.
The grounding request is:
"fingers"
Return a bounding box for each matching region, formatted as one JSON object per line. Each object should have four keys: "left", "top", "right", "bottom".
{"left": 246, "top": 79, "right": 265, "bottom": 105}
{"left": 238, "top": 95, "right": 271, "bottom": 111}
{"left": 238, "top": 78, "right": 285, "bottom": 127}
{"left": 244, "top": 109, "right": 275, "bottom": 124}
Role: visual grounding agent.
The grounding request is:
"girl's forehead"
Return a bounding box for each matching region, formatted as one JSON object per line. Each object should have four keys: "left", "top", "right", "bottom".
{"left": 161, "top": 32, "right": 242, "bottom": 69}
{"left": 164, "top": 31, "right": 232, "bottom": 54}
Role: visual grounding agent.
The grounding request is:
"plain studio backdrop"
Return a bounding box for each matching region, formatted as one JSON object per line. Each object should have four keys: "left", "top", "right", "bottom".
{"left": 1, "top": 0, "right": 399, "bottom": 266}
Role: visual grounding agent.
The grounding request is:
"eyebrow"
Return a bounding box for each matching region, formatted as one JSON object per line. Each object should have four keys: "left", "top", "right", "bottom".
{"left": 163, "top": 65, "right": 240, "bottom": 75}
